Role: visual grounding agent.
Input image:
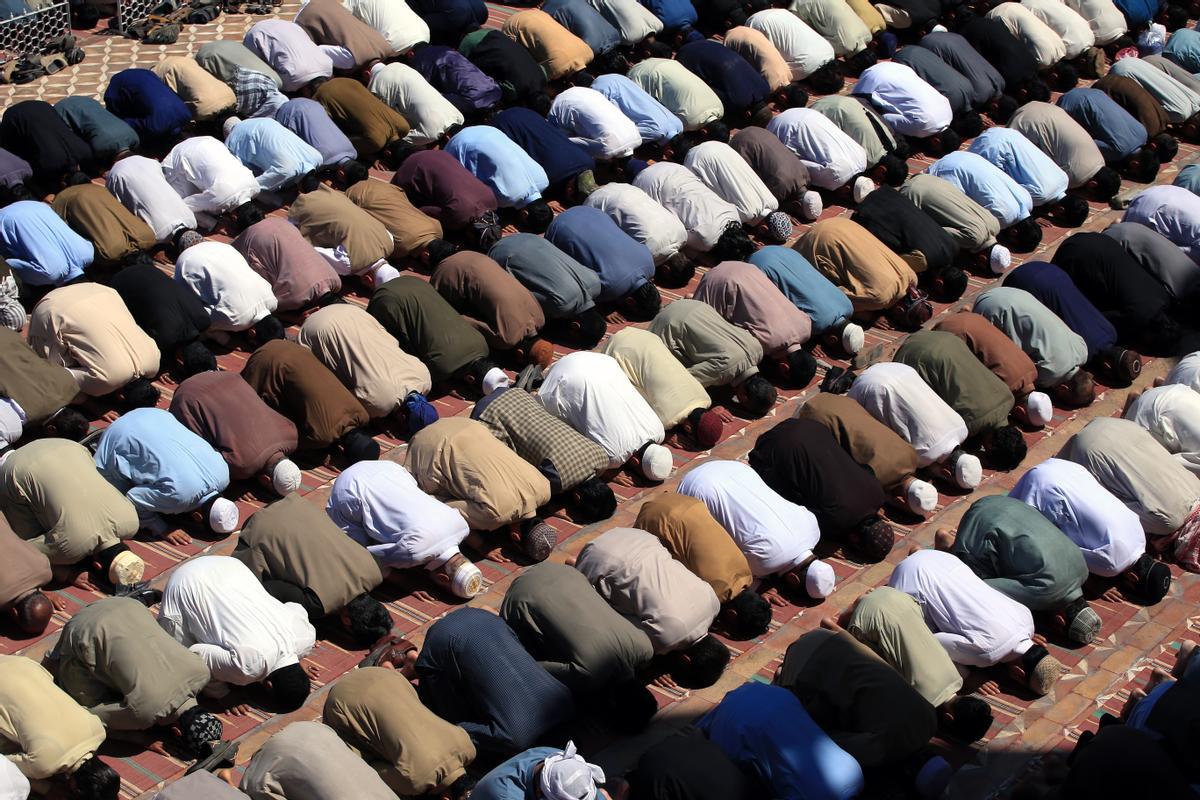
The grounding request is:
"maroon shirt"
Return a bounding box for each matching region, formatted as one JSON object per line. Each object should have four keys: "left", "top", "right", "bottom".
{"left": 392, "top": 149, "right": 498, "bottom": 230}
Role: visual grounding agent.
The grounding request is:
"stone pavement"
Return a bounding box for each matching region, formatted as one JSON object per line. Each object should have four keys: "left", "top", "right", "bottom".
{"left": 0, "top": 8, "right": 1197, "bottom": 800}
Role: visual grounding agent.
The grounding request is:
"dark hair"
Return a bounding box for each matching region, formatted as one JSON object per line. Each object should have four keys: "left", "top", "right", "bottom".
{"left": 1062, "top": 369, "right": 1095, "bottom": 407}
{"left": 641, "top": 39, "right": 674, "bottom": 59}
{"left": 626, "top": 281, "right": 662, "bottom": 321}
{"left": 843, "top": 48, "right": 877, "bottom": 76}
{"left": 1050, "top": 61, "right": 1078, "bottom": 92}
{"left": 267, "top": 662, "right": 311, "bottom": 712}
{"left": 785, "top": 348, "right": 817, "bottom": 388}
{"left": 426, "top": 238, "right": 458, "bottom": 268}
{"left": 951, "top": 111, "right": 983, "bottom": 140}
{"left": 712, "top": 224, "right": 755, "bottom": 262}
{"left": 341, "top": 427, "right": 380, "bottom": 463}
{"left": 254, "top": 315, "right": 286, "bottom": 343}
{"left": 988, "top": 424, "right": 1026, "bottom": 470}
{"left": 67, "top": 170, "right": 91, "bottom": 187}
{"left": 1132, "top": 553, "right": 1171, "bottom": 604}
{"left": 298, "top": 170, "right": 322, "bottom": 194}
{"left": 1024, "top": 79, "right": 1051, "bottom": 104}
{"left": 656, "top": 252, "right": 695, "bottom": 288}
{"left": 572, "top": 70, "right": 596, "bottom": 87}
{"left": 14, "top": 591, "right": 52, "bottom": 634}
{"left": 929, "top": 127, "right": 961, "bottom": 156}
{"left": 780, "top": 83, "right": 809, "bottom": 110}
{"left": 807, "top": 61, "right": 844, "bottom": 95}
{"left": 1053, "top": 195, "right": 1089, "bottom": 228}
{"left": 49, "top": 406, "right": 90, "bottom": 441}
{"left": 947, "top": 696, "right": 993, "bottom": 741}
{"left": 854, "top": 517, "right": 895, "bottom": 563}
{"left": 122, "top": 378, "right": 160, "bottom": 409}
{"left": 749, "top": 101, "right": 774, "bottom": 128}
{"left": 345, "top": 594, "right": 392, "bottom": 646}
{"left": 991, "top": 94, "right": 1019, "bottom": 124}
{"left": 1144, "top": 312, "right": 1182, "bottom": 355}
{"left": 600, "top": 680, "right": 658, "bottom": 735}
{"left": 466, "top": 357, "right": 496, "bottom": 387}
{"left": 448, "top": 775, "right": 475, "bottom": 800}
{"left": 1125, "top": 147, "right": 1160, "bottom": 183}
{"left": 672, "top": 635, "right": 730, "bottom": 688}
{"left": 181, "top": 341, "right": 217, "bottom": 377}
{"left": 667, "top": 133, "right": 695, "bottom": 163}
{"left": 573, "top": 475, "right": 616, "bottom": 523}
{"left": 700, "top": 121, "right": 730, "bottom": 144}
{"left": 725, "top": 588, "right": 772, "bottom": 639}
{"left": 932, "top": 266, "right": 968, "bottom": 302}
{"left": 739, "top": 375, "right": 777, "bottom": 417}
{"left": 233, "top": 202, "right": 263, "bottom": 231}
{"left": 0, "top": 182, "right": 33, "bottom": 206}
{"left": 879, "top": 153, "right": 908, "bottom": 187}
{"left": 1163, "top": 2, "right": 1189, "bottom": 29}
{"left": 72, "top": 756, "right": 119, "bottom": 800}
{"left": 340, "top": 159, "right": 369, "bottom": 188}
{"left": 530, "top": 92, "right": 553, "bottom": 117}
{"left": 572, "top": 309, "right": 607, "bottom": 348}
{"left": 1149, "top": 132, "right": 1178, "bottom": 163}
{"left": 523, "top": 200, "right": 553, "bottom": 234}
{"left": 1090, "top": 166, "right": 1121, "bottom": 200}
{"left": 1005, "top": 217, "right": 1042, "bottom": 253}
{"left": 383, "top": 143, "right": 416, "bottom": 171}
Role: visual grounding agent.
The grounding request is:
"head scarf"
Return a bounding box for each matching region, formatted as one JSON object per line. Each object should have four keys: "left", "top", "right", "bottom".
{"left": 540, "top": 741, "right": 606, "bottom": 800}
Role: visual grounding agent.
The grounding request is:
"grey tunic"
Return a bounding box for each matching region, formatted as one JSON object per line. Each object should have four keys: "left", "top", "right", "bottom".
{"left": 1008, "top": 101, "right": 1106, "bottom": 189}
{"left": 240, "top": 721, "right": 400, "bottom": 800}
{"left": 195, "top": 40, "right": 283, "bottom": 88}
{"left": 649, "top": 298, "right": 762, "bottom": 388}
{"left": 900, "top": 173, "right": 1000, "bottom": 252}
{"left": 810, "top": 94, "right": 898, "bottom": 167}
{"left": 1103, "top": 221, "right": 1200, "bottom": 301}
{"left": 488, "top": 233, "right": 600, "bottom": 319}
{"left": 973, "top": 286, "right": 1089, "bottom": 387}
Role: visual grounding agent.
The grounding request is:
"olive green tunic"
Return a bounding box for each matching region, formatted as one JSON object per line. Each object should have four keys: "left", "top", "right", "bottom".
{"left": 367, "top": 276, "right": 489, "bottom": 383}
{"left": 895, "top": 330, "right": 1014, "bottom": 438}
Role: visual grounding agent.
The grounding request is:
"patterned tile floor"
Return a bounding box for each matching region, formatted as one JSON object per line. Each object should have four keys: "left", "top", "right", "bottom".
{"left": 1, "top": 7, "right": 1198, "bottom": 799}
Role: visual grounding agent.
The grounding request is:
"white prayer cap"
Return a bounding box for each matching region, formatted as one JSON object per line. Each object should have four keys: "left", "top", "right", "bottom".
{"left": 0, "top": 299, "right": 26, "bottom": 332}
{"left": 109, "top": 550, "right": 145, "bottom": 587}
{"left": 1026, "top": 391, "right": 1053, "bottom": 427}
{"left": 482, "top": 367, "right": 511, "bottom": 396}
{"left": 271, "top": 458, "right": 302, "bottom": 495}
{"left": 372, "top": 263, "right": 401, "bottom": 286}
{"left": 930, "top": 23, "right": 948, "bottom": 32}
{"left": 841, "top": 323, "right": 864, "bottom": 355}
{"left": 640, "top": 443, "right": 673, "bottom": 482}
{"left": 906, "top": 479, "right": 938, "bottom": 515}
{"left": 805, "top": 559, "right": 835, "bottom": 599}
{"left": 369, "top": 61, "right": 388, "bottom": 77}
{"left": 223, "top": 116, "right": 242, "bottom": 138}
{"left": 852, "top": 176, "right": 875, "bottom": 204}
{"left": 953, "top": 453, "right": 982, "bottom": 489}
{"left": 540, "top": 742, "right": 605, "bottom": 800}
{"left": 800, "top": 190, "right": 823, "bottom": 221}
{"left": 449, "top": 559, "right": 484, "bottom": 598}
{"left": 208, "top": 498, "right": 240, "bottom": 533}
{"left": 989, "top": 244, "right": 1011, "bottom": 274}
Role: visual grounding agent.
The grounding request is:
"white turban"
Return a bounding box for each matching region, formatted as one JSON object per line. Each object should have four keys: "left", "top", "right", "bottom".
{"left": 540, "top": 742, "right": 605, "bottom": 800}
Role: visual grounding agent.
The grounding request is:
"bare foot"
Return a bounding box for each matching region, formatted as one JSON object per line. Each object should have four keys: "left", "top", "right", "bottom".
{"left": 1173, "top": 640, "right": 1197, "bottom": 679}
{"left": 819, "top": 615, "right": 842, "bottom": 631}
{"left": 934, "top": 528, "right": 955, "bottom": 551}
{"left": 1121, "top": 688, "right": 1146, "bottom": 720}
{"left": 218, "top": 768, "right": 238, "bottom": 787}
{"left": 1146, "top": 668, "right": 1172, "bottom": 691}
{"left": 906, "top": 543, "right": 923, "bottom": 557}
{"left": 564, "top": 555, "right": 577, "bottom": 567}
{"left": 1032, "top": 632, "right": 1048, "bottom": 647}
{"left": 1122, "top": 388, "right": 1143, "bottom": 416}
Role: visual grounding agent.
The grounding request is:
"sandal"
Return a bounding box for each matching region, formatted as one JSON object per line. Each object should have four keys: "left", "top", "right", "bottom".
{"left": 42, "top": 54, "right": 68, "bottom": 75}
{"left": 185, "top": 739, "right": 239, "bottom": 775}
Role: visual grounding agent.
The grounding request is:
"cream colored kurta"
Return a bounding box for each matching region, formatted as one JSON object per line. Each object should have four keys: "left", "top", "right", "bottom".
{"left": 153, "top": 56, "right": 237, "bottom": 121}
{"left": 297, "top": 303, "right": 431, "bottom": 418}
{"left": 0, "top": 656, "right": 106, "bottom": 780}
{"left": 601, "top": 327, "right": 711, "bottom": 429}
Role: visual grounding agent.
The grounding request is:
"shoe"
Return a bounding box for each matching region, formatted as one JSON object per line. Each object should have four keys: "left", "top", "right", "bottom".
{"left": 186, "top": 740, "right": 239, "bottom": 775}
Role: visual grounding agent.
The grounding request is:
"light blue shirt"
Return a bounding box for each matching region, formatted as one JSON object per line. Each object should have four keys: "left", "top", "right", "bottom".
{"left": 444, "top": 125, "right": 549, "bottom": 209}
{"left": 592, "top": 73, "right": 683, "bottom": 145}
{"left": 469, "top": 747, "right": 558, "bottom": 800}
{"left": 0, "top": 200, "right": 92, "bottom": 286}
{"left": 748, "top": 245, "right": 853, "bottom": 334}
{"left": 95, "top": 407, "right": 230, "bottom": 516}
{"left": 225, "top": 117, "right": 323, "bottom": 193}
{"left": 927, "top": 150, "right": 1033, "bottom": 228}
{"left": 968, "top": 127, "right": 1068, "bottom": 206}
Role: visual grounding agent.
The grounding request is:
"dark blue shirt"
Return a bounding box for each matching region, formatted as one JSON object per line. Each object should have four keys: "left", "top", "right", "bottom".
{"left": 103, "top": 68, "right": 193, "bottom": 142}
{"left": 920, "top": 31, "right": 1006, "bottom": 108}
{"left": 415, "top": 608, "right": 576, "bottom": 757}
{"left": 1113, "top": 0, "right": 1159, "bottom": 27}
{"left": 409, "top": 0, "right": 487, "bottom": 43}
{"left": 492, "top": 107, "right": 595, "bottom": 187}
{"left": 1057, "top": 87, "right": 1148, "bottom": 161}
{"left": 677, "top": 39, "right": 770, "bottom": 114}
{"left": 546, "top": 206, "right": 655, "bottom": 302}
{"left": 639, "top": 0, "right": 696, "bottom": 29}
{"left": 1003, "top": 261, "right": 1117, "bottom": 359}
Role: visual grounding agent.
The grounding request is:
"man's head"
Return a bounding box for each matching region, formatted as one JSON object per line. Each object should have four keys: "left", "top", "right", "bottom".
{"left": 774, "top": 348, "right": 817, "bottom": 388}
{"left": 670, "top": 635, "right": 731, "bottom": 688}
{"left": 773, "top": 83, "right": 809, "bottom": 111}
{"left": 340, "top": 427, "right": 381, "bottom": 463}
{"left": 655, "top": 252, "right": 695, "bottom": 288}
{"left": 1124, "top": 147, "right": 1160, "bottom": 183}
{"left": 271, "top": 457, "right": 302, "bottom": 495}
{"left": 698, "top": 121, "right": 730, "bottom": 144}
{"left": 571, "top": 476, "right": 616, "bottom": 523}
{"left": 265, "top": 662, "right": 311, "bottom": 712}
{"left": 599, "top": 680, "right": 658, "bottom": 734}
{"left": 233, "top": 202, "right": 263, "bottom": 231}
{"left": 178, "top": 706, "right": 223, "bottom": 756}
{"left": 850, "top": 517, "right": 895, "bottom": 563}
{"left": 734, "top": 374, "right": 777, "bottom": 417}
{"left": 985, "top": 424, "right": 1026, "bottom": 471}
{"left": 1061, "top": 597, "right": 1101, "bottom": 645}
{"left": 941, "top": 695, "right": 993, "bottom": 741}
{"left": 520, "top": 518, "right": 558, "bottom": 562}
{"left": 1019, "top": 78, "right": 1051, "bottom": 104}
{"left": 1124, "top": 553, "right": 1171, "bottom": 604}
{"left": 783, "top": 555, "right": 835, "bottom": 599}
{"left": 342, "top": 594, "right": 393, "bottom": 646}
{"left": 720, "top": 588, "right": 772, "bottom": 639}
{"left": 402, "top": 392, "right": 439, "bottom": 436}
{"left": 635, "top": 442, "right": 673, "bottom": 482}
{"left": 121, "top": 377, "right": 160, "bottom": 409}
{"left": 989, "top": 94, "right": 1020, "bottom": 124}
{"left": 876, "top": 153, "right": 908, "bottom": 187}
{"left": 623, "top": 281, "right": 662, "bottom": 321}
{"left": 1087, "top": 166, "right": 1121, "bottom": 200}
{"left": 664, "top": 133, "right": 694, "bottom": 163}
{"left": 1148, "top": 132, "right": 1178, "bottom": 163}
{"left": 925, "top": 127, "right": 961, "bottom": 157}
{"left": 1049, "top": 195, "right": 1089, "bottom": 228}
{"left": 425, "top": 238, "right": 458, "bottom": 269}
{"left": 69, "top": 756, "right": 120, "bottom": 800}
{"left": 569, "top": 309, "right": 607, "bottom": 349}
{"left": 432, "top": 552, "right": 484, "bottom": 598}
{"left": 336, "top": 159, "right": 369, "bottom": 189}
{"left": 521, "top": 200, "right": 554, "bottom": 234}
{"left": 12, "top": 590, "right": 53, "bottom": 635}
{"left": 1002, "top": 217, "right": 1042, "bottom": 253}
{"left": 181, "top": 341, "right": 218, "bottom": 377}
{"left": 951, "top": 111, "right": 983, "bottom": 140}
{"left": 807, "top": 61, "right": 845, "bottom": 95}
{"left": 843, "top": 48, "right": 877, "bottom": 77}
{"left": 1048, "top": 61, "right": 1078, "bottom": 92}
{"left": 222, "top": 116, "right": 242, "bottom": 139}
{"left": 688, "top": 406, "right": 723, "bottom": 450}
{"left": 95, "top": 543, "right": 144, "bottom": 589}
{"left": 253, "top": 315, "right": 286, "bottom": 344}
{"left": 173, "top": 228, "right": 204, "bottom": 254}
{"left": 43, "top": 406, "right": 89, "bottom": 441}
{"left": 930, "top": 266, "right": 968, "bottom": 302}
{"left": 1057, "top": 369, "right": 1095, "bottom": 408}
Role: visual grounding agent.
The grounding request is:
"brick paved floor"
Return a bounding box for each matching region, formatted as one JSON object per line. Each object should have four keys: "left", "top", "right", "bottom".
{"left": 1, "top": 7, "right": 1197, "bottom": 799}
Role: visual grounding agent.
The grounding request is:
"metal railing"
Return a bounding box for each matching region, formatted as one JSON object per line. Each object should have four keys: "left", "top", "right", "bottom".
{"left": 114, "top": 0, "right": 160, "bottom": 35}
{"left": 0, "top": 0, "right": 69, "bottom": 63}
